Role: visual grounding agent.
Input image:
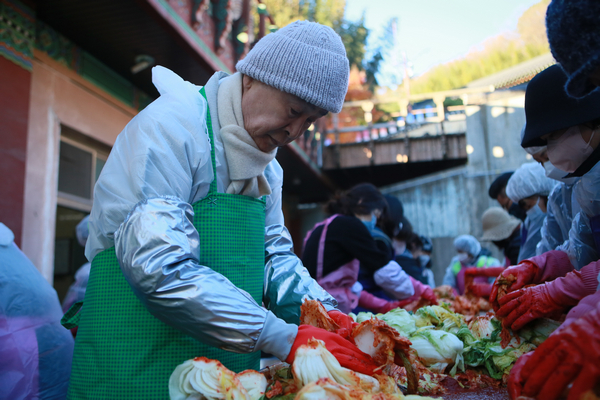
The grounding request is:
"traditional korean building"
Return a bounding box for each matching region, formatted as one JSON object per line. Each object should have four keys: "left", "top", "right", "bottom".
{"left": 0, "top": 0, "right": 332, "bottom": 299}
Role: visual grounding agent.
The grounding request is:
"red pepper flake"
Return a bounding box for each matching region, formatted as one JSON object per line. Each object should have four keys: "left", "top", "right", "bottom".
{"left": 265, "top": 380, "right": 283, "bottom": 398}
{"left": 500, "top": 327, "right": 511, "bottom": 349}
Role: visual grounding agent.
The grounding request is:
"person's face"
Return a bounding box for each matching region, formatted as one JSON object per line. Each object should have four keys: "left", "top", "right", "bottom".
{"left": 496, "top": 187, "right": 513, "bottom": 211}
{"left": 532, "top": 148, "right": 549, "bottom": 164}
{"left": 543, "top": 124, "right": 600, "bottom": 149}
{"left": 241, "top": 75, "right": 328, "bottom": 152}
{"left": 354, "top": 208, "right": 382, "bottom": 222}
{"left": 518, "top": 195, "right": 539, "bottom": 212}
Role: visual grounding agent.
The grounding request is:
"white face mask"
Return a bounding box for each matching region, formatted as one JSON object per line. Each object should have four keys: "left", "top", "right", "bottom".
{"left": 547, "top": 126, "right": 596, "bottom": 173}
{"left": 543, "top": 161, "right": 579, "bottom": 185}
{"left": 526, "top": 203, "right": 542, "bottom": 217}
{"left": 457, "top": 252, "right": 470, "bottom": 263}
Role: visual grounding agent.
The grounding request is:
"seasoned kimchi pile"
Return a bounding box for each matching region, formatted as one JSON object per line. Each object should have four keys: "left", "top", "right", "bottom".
{"left": 169, "top": 300, "right": 559, "bottom": 399}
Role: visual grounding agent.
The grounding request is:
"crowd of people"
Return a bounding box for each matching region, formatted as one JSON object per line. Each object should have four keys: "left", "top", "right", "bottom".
{"left": 1, "top": 0, "right": 599, "bottom": 398}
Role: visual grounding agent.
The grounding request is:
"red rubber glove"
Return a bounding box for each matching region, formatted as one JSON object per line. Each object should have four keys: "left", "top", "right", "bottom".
{"left": 496, "top": 283, "right": 568, "bottom": 331}
{"left": 508, "top": 305, "right": 600, "bottom": 400}
{"left": 507, "top": 351, "right": 533, "bottom": 400}
{"left": 468, "top": 283, "right": 492, "bottom": 298}
{"left": 328, "top": 310, "right": 358, "bottom": 339}
{"left": 464, "top": 266, "right": 506, "bottom": 278}
{"left": 377, "top": 300, "right": 401, "bottom": 313}
{"left": 490, "top": 261, "right": 539, "bottom": 311}
{"left": 420, "top": 286, "right": 438, "bottom": 305}
{"left": 286, "top": 325, "right": 379, "bottom": 375}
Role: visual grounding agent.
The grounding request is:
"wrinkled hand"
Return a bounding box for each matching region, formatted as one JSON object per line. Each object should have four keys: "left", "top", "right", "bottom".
{"left": 328, "top": 310, "right": 358, "bottom": 339}
{"left": 490, "top": 262, "right": 539, "bottom": 310}
{"left": 496, "top": 283, "right": 568, "bottom": 331}
{"left": 286, "top": 325, "right": 379, "bottom": 375}
{"left": 507, "top": 307, "right": 600, "bottom": 400}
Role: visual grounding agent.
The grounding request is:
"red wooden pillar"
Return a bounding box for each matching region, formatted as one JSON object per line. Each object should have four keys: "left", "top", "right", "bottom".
{"left": 0, "top": 0, "right": 34, "bottom": 247}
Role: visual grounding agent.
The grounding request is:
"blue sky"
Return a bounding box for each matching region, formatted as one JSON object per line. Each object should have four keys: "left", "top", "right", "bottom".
{"left": 345, "top": 0, "right": 542, "bottom": 85}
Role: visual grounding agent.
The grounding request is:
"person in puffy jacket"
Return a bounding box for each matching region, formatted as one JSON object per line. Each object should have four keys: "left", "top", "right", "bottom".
{"left": 71, "top": 21, "right": 379, "bottom": 399}
{"left": 0, "top": 223, "right": 74, "bottom": 399}
{"left": 506, "top": 3, "right": 600, "bottom": 397}
{"left": 490, "top": 49, "right": 600, "bottom": 398}
{"left": 505, "top": 162, "right": 556, "bottom": 261}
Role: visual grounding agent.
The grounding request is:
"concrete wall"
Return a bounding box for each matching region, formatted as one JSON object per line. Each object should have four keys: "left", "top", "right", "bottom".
{"left": 22, "top": 52, "right": 136, "bottom": 283}
{"left": 382, "top": 90, "right": 532, "bottom": 284}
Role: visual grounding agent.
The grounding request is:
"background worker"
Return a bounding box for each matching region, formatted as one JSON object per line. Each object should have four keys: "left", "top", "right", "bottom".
{"left": 442, "top": 234, "right": 501, "bottom": 295}
{"left": 505, "top": 162, "right": 556, "bottom": 261}
{"left": 480, "top": 207, "right": 522, "bottom": 267}
{"left": 488, "top": 172, "right": 527, "bottom": 222}
{"left": 0, "top": 223, "right": 74, "bottom": 399}
{"left": 302, "top": 183, "right": 409, "bottom": 314}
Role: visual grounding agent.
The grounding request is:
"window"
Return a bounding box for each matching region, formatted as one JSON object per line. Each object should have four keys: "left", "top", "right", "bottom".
{"left": 54, "top": 126, "right": 111, "bottom": 301}
{"left": 56, "top": 126, "right": 110, "bottom": 212}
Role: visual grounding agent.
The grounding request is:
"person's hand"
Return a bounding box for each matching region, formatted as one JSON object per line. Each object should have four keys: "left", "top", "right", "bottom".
{"left": 468, "top": 283, "right": 492, "bottom": 298}
{"left": 507, "top": 307, "right": 600, "bottom": 400}
{"left": 496, "top": 283, "right": 568, "bottom": 331}
{"left": 507, "top": 351, "right": 533, "bottom": 399}
{"left": 420, "top": 286, "right": 438, "bottom": 305}
{"left": 286, "top": 325, "right": 379, "bottom": 375}
{"left": 377, "top": 301, "right": 401, "bottom": 314}
{"left": 328, "top": 310, "right": 358, "bottom": 339}
{"left": 490, "top": 262, "right": 539, "bottom": 310}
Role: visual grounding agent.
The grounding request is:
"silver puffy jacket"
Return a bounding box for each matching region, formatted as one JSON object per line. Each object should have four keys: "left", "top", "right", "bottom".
{"left": 86, "top": 67, "right": 336, "bottom": 361}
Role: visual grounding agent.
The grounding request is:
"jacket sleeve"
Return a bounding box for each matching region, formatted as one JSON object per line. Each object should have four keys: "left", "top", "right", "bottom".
{"left": 564, "top": 212, "right": 599, "bottom": 270}
{"left": 115, "top": 197, "right": 295, "bottom": 360}
{"left": 536, "top": 183, "right": 576, "bottom": 256}
{"left": 561, "top": 285, "right": 600, "bottom": 329}
{"left": 518, "top": 212, "right": 545, "bottom": 262}
{"left": 526, "top": 250, "right": 575, "bottom": 283}
{"left": 373, "top": 260, "right": 415, "bottom": 300}
{"left": 262, "top": 163, "right": 337, "bottom": 325}
{"left": 545, "top": 260, "right": 600, "bottom": 308}
{"left": 102, "top": 69, "right": 296, "bottom": 361}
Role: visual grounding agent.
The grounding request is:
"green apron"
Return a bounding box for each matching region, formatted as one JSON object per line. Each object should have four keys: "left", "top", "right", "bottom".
{"left": 65, "top": 87, "right": 266, "bottom": 399}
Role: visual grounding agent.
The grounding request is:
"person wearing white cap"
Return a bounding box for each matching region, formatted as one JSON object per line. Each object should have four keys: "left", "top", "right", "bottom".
{"left": 67, "top": 21, "right": 380, "bottom": 399}
{"left": 519, "top": 127, "right": 581, "bottom": 256}
{"left": 505, "top": 163, "right": 556, "bottom": 262}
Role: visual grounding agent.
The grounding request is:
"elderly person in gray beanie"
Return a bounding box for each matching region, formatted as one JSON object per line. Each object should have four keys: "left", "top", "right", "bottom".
{"left": 68, "top": 21, "right": 377, "bottom": 399}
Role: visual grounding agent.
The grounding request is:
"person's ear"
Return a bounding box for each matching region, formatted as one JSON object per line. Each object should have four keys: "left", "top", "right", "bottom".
{"left": 242, "top": 74, "right": 254, "bottom": 93}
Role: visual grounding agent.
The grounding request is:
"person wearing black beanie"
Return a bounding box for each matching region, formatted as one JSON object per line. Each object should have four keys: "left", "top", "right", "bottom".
{"left": 488, "top": 172, "right": 526, "bottom": 222}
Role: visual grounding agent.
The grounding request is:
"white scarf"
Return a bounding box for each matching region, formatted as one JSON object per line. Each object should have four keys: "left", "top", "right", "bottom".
{"left": 217, "top": 73, "right": 276, "bottom": 198}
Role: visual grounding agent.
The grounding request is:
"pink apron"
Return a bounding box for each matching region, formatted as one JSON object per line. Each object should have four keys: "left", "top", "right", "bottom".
{"left": 303, "top": 215, "right": 360, "bottom": 313}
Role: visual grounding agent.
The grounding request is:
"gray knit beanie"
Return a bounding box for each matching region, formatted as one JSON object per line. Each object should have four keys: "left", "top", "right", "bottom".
{"left": 236, "top": 20, "right": 349, "bottom": 113}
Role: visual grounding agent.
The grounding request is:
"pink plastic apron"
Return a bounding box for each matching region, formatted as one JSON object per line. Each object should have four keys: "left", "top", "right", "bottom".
{"left": 303, "top": 214, "right": 360, "bottom": 313}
